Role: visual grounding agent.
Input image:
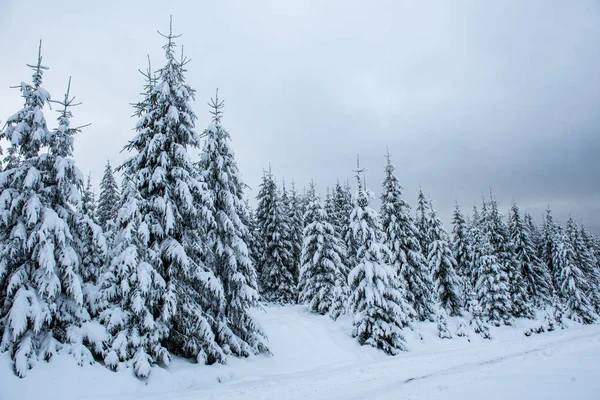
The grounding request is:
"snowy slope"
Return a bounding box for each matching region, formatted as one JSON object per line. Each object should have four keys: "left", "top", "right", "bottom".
{"left": 2, "top": 305, "right": 600, "bottom": 400}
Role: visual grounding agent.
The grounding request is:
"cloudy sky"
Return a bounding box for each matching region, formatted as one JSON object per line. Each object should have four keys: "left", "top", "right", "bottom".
{"left": 1, "top": 0, "right": 599, "bottom": 232}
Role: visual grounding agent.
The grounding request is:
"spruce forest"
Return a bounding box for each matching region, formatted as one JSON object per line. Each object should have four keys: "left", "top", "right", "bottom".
{"left": 1, "top": 17, "right": 600, "bottom": 399}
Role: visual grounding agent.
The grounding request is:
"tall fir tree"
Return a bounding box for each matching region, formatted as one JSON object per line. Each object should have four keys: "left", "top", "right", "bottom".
{"left": 331, "top": 180, "right": 352, "bottom": 278}
{"left": 379, "top": 153, "right": 427, "bottom": 321}
{"left": 76, "top": 171, "right": 107, "bottom": 317}
{"left": 288, "top": 182, "right": 304, "bottom": 285}
{"left": 566, "top": 217, "right": 600, "bottom": 312}
{"left": 579, "top": 224, "right": 600, "bottom": 312}
{"left": 482, "top": 192, "right": 530, "bottom": 318}
{"left": 243, "top": 199, "right": 261, "bottom": 269}
{"left": 198, "top": 90, "right": 268, "bottom": 357}
{"left": 542, "top": 207, "right": 559, "bottom": 290}
{"left": 553, "top": 226, "right": 596, "bottom": 324}
{"left": 0, "top": 49, "right": 99, "bottom": 377}
{"left": 99, "top": 174, "right": 171, "bottom": 377}
{"left": 508, "top": 202, "right": 552, "bottom": 306}
{"left": 103, "top": 22, "right": 226, "bottom": 376}
{"left": 451, "top": 203, "right": 469, "bottom": 278}
{"left": 473, "top": 230, "right": 512, "bottom": 326}
{"left": 348, "top": 159, "right": 412, "bottom": 354}
{"left": 464, "top": 205, "right": 482, "bottom": 292}
{"left": 524, "top": 212, "right": 543, "bottom": 260}
{"left": 426, "top": 203, "right": 462, "bottom": 316}
{"left": 255, "top": 168, "right": 296, "bottom": 303}
{"left": 415, "top": 187, "right": 429, "bottom": 256}
{"left": 279, "top": 180, "right": 298, "bottom": 290}
{"left": 254, "top": 170, "right": 271, "bottom": 283}
{"left": 298, "top": 183, "right": 347, "bottom": 318}
{"left": 96, "top": 159, "right": 120, "bottom": 233}
{"left": 451, "top": 202, "right": 471, "bottom": 304}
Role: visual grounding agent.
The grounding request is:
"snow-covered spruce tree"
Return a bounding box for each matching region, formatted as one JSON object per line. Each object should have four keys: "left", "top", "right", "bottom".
{"left": 482, "top": 193, "right": 530, "bottom": 318}
{"left": 415, "top": 187, "right": 430, "bottom": 256}
{"left": 472, "top": 226, "right": 512, "bottom": 326}
{"left": 280, "top": 181, "right": 298, "bottom": 290}
{"left": 524, "top": 212, "right": 543, "bottom": 260}
{"left": 342, "top": 180, "right": 360, "bottom": 270}
{"left": 332, "top": 180, "right": 352, "bottom": 278}
{"left": 255, "top": 168, "right": 296, "bottom": 303}
{"left": 451, "top": 202, "right": 470, "bottom": 299}
{"left": 0, "top": 50, "right": 100, "bottom": 377}
{"left": 80, "top": 173, "right": 97, "bottom": 220}
{"left": 464, "top": 205, "right": 482, "bottom": 292}
{"left": 566, "top": 217, "right": 600, "bottom": 311}
{"left": 96, "top": 159, "right": 120, "bottom": 233}
{"left": 254, "top": 170, "right": 271, "bottom": 283}
{"left": 469, "top": 296, "right": 491, "bottom": 340}
{"left": 298, "top": 183, "right": 348, "bottom": 318}
{"left": 553, "top": 227, "right": 596, "bottom": 324}
{"left": 579, "top": 224, "right": 600, "bottom": 311}
{"left": 242, "top": 199, "right": 261, "bottom": 269}
{"left": 76, "top": 172, "right": 107, "bottom": 317}
{"left": 99, "top": 174, "right": 170, "bottom": 377}
{"left": 198, "top": 91, "right": 268, "bottom": 357}
{"left": 108, "top": 22, "right": 226, "bottom": 373}
{"left": 426, "top": 203, "right": 462, "bottom": 316}
{"left": 348, "top": 158, "right": 411, "bottom": 354}
{"left": 508, "top": 202, "right": 552, "bottom": 306}
{"left": 542, "top": 207, "right": 559, "bottom": 289}
{"left": 379, "top": 153, "right": 428, "bottom": 321}
{"left": 436, "top": 307, "right": 452, "bottom": 339}
{"left": 288, "top": 182, "right": 304, "bottom": 284}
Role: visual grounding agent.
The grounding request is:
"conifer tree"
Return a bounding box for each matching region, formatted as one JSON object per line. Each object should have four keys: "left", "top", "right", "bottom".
{"left": 254, "top": 170, "right": 271, "bottom": 282}
{"left": 542, "top": 208, "right": 559, "bottom": 289}
{"left": 427, "top": 203, "right": 462, "bottom": 316}
{"left": 553, "top": 227, "right": 596, "bottom": 324}
{"left": 342, "top": 180, "right": 359, "bottom": 269}
{"left": 332, "top": 181, "right": 352, "bottom": 278}
{"left": 99, "top": 175, "right": 170, "bottom": 378}
{"left": 288, "top": 182, "right": 304, "bottom": 284}
{"left": 280, "top": 181, "right": 298, "bottom": 289}
{"left": 451, "top": 203, "right": 469, "bottom": 287}
{"left": 80, "top": 173, "right": 97, "bottom": 220}
{"left": 198, "top": 90, "right": 268, "bottom": 357}
{"left": 0, "top": 48, "right": 99, "bottom": 377}
{"left": 579, "top": 224, "right": 600, "bottom": 311}
{"left": 379, "top": 153, "right": 429, "bottom": 321}
{"left": 436, "top": 307, "right": 452, "bottom": 339}
{"left": 243, "top": 199, "right": 261, "bottom": 269}
{"left": 97, "top": 159, "right": 120, "bottom": 232}
{"left": 415, "top": 187, "right": 429, "bottom": 255}
{"left": 472, "top": 223, "right": 512, "bottom": 326}
{"left": 348, "top": 158, "right": 412, "bottom": 354}
{"left": 508, "top": 202, "right": 552, "bottom": 306}
{"left": 566, "top": 217, "right": 600, "bottom": 312}
{"left": 105, "top": 21, "right": 226, "bottom": 373}
{"left": 76, "top": 172, "right": 107, "bottom": 317}
{"left": 482, "top": 192, "right": 530, "bottom": 318}
{"left": 255, "top": 168, "right": 296, "bottom": 303}
{"left": 464, "top": 205, "right": 482, "bottom": 291}
{"left": 524, "top": 212, "right": 543, "bottom": 259}
{"left": 298, "top": 183, "right": 347, "bottom": 318}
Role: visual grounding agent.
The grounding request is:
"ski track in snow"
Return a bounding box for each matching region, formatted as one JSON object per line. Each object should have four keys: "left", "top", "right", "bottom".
{"left": 4, "top": 305, "right": 600, "bottom": 400}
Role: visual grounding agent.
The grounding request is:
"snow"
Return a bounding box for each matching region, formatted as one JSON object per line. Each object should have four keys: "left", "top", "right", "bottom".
{"left": 2, "top": 304, "right": 600, "bottom": 400}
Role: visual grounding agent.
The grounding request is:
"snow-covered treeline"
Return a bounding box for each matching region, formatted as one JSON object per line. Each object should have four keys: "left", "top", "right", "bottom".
{"left": 1, "top": 23, "right": 600, "bottom": 381}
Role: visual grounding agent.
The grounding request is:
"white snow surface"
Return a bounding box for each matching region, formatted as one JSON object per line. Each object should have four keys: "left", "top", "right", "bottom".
{"left": 2, "top": 305, "right": 600, "bottom": 400}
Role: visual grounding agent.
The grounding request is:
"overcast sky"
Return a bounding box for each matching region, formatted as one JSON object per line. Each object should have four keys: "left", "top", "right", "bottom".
{"left": 1, "top": 0, "right": 599, "bottom": 232}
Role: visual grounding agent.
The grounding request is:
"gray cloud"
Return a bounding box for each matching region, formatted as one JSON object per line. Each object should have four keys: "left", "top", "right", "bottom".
{"left": 1, "top": 0, "right": 599, "bottom": 232}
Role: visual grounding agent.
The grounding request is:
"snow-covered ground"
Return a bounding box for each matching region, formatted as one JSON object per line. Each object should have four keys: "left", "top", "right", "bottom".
{"left": 2, "top": 305, "right": 600, "bottom": 400}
